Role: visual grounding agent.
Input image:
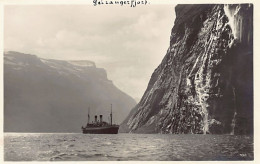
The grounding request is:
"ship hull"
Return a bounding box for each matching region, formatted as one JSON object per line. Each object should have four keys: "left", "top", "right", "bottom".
{"left": 82, "top": 125, "right": 119, "bottom": 134}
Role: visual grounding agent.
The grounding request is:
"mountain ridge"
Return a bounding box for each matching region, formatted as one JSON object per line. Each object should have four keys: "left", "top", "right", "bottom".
{"left": 4, "top": 51, "right": 136, "bottom": 132}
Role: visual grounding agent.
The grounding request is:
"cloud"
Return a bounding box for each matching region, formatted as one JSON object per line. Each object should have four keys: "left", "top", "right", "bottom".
{"left": 4, "top": 5, "right": 176, "bottom": 99}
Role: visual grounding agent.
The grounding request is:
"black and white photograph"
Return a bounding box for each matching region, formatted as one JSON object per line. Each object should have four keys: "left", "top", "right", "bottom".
{"left": 1, "top": 0, "right": 256, "bottom": 162}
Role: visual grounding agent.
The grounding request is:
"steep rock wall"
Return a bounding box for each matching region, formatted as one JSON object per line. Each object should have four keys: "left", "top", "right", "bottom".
{"left": 120, "top": 4, "right": 253, "bottom": 134}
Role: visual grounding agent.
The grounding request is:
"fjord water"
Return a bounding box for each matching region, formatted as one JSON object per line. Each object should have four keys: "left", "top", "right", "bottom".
{"left": 4, "top": 133, "right": 253, "bottom": 161}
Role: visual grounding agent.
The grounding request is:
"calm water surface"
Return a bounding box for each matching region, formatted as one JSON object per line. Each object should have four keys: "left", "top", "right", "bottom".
{"left": 4, "top": 133, "right": 253, "bottom": 161}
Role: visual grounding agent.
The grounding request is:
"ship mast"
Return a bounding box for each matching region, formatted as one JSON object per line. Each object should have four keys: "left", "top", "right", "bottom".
{"left": 87, "top": 107, "right": 90, "bottom": 124}
{"left": 110, "top": 104, "right": 113, "bottom": 125}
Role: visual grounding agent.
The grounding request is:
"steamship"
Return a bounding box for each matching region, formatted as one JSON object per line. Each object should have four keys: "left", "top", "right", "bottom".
{"left": 81, "top": 104, "right": 119, "bottom": 134}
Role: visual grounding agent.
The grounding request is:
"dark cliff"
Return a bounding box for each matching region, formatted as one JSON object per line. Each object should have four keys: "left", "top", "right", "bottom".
{"left": 4, "top": 51, "right": 136, "bottom": 132}
{"left": 120, "top": 4, "right": 253, "bottom": 134}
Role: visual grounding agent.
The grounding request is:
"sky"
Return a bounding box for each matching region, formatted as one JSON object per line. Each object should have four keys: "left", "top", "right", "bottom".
{"left": 4, "top": 5, "right": 176, "bottom": 101}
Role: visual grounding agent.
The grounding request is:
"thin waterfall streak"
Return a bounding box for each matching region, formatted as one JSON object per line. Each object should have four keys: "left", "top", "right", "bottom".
{"left": 230, "top": 87, "right": 237, "bottom": 135}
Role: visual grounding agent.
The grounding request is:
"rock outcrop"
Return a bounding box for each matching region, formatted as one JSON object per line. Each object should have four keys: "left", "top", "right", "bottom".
{"left": 120, "top": 4, "right": 253, "bottom": 134}
{"left": 4, "top": 51, "right": 136, "bottom": 132}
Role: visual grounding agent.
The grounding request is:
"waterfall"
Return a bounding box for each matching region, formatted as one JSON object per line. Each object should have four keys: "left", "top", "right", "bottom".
{"left": 230, "top": 87, "right": 237, "bottom": 135}
{"left": 197, "top": 88, "right": 209, "bottom": 134}
{"left": 223, "top": 4, "right": 242, "bottom": 45}
{"left": 202, "top": 105, "right": 209, "bottom": 134}
{"left": 195, "top": 32, "right": 215, "bottom": 135}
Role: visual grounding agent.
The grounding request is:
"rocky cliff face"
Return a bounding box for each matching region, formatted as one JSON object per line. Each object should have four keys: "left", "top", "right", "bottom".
{"left": 120, "top": 4, "right": 253, "bottom": 134}
{"left": 4, "top": 51, "right": 136, "bottom": 132}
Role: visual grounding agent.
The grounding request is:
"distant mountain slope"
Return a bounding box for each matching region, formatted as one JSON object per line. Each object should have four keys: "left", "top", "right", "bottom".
{"left": 120, "top": 4, "right": 253, "bottom": 134}
{"left": 4, "top": 51, "right": 136, "bottom": 132}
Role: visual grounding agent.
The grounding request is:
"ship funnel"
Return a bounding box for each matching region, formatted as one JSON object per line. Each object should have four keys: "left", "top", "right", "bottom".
{"left": 100, "top": 115, "right": 103, "bottom": 123}
{"left": 95, "top": 115, "right": 97, "bottom": 123}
